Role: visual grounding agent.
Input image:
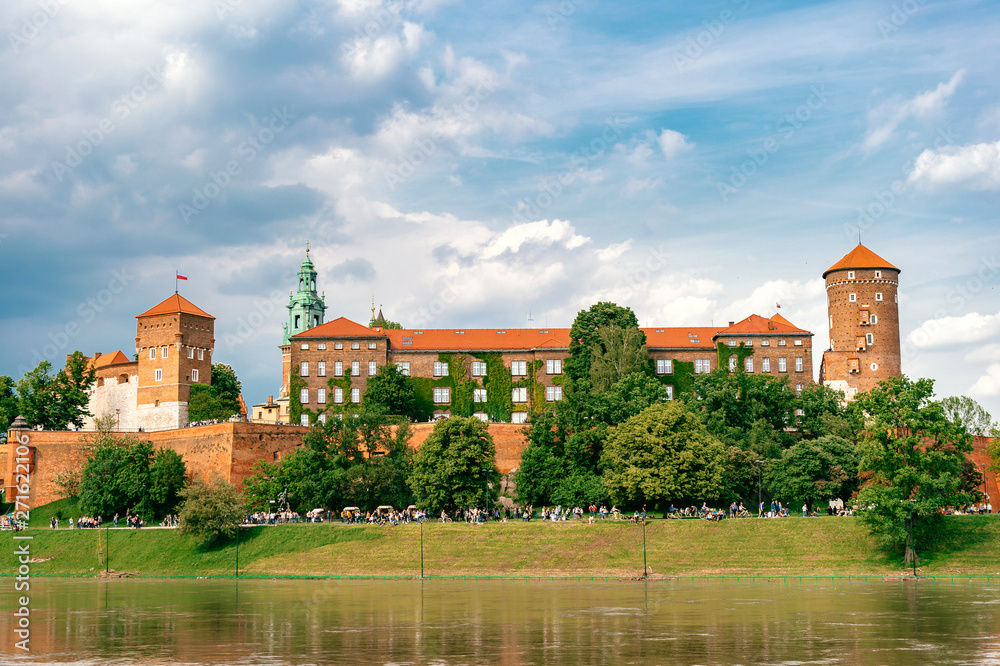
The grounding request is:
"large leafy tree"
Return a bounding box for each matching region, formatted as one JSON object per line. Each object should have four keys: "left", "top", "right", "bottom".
{"left": 565, "top": 302, "right": 642, "bottom": 386}
{"left": 692, "top": 369, "right": 797, "bottom": 453}
{"left": 409, "top": 416, "right": 499, "bottom": 514}
{"left": 588, "top": 325, "right": 650, "bottom": 392}
{"left": 766, "top": 435, "right": 859, "bottom": 511}
{"left": 854, "top": 376, "right": 975, "bottom": 567}
{"left": 149, "top": 449, "right": 188, "bottom": 516}
{"left": 796, "top": 382, "right": 862, "bottom": 441}
{"left": 363, "top": 364, "right": 417, "bottom": 418}
{"left": 939, "top": 395, "right": 994, "bottom": 437}
{"left": 188, "top": 363, "right": 243, "bottom": 421}
{"left": 602, "top": 401, "right": 725, "bottom": 507}
{"left": 0, "top": 375, "right": 17, "bottom": 434}
{"left": 178, "top": 477, "right": 246, "bottom": 545}
{"left": 15, "top": 352, "right": 96, "bottom": 429}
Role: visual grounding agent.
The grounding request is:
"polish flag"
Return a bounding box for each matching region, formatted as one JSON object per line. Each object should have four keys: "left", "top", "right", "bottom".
{"left": 177, "top": 273, "right": 188, "bottom": 280}
{"left": 775, "top": 302, "right": 781, "bottom": 308}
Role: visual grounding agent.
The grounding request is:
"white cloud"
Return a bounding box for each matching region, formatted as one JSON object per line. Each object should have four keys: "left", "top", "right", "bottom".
{"left": 657, "top": 129, "right": 693, "bottom": 158}
{"left": 969, "top": 364, "right": 1000, "bottom": 398}
{"left": 905, "top": 311, "right": 1000, "bottom": 349}
{"left": 862, "top": 69, "right": 965, "bottom": 152}
{"left": 482, "top": 219, "right": 589, "bottom": 259}
{"left": 906, "top": 140, "right": 1000, "bottom": 191}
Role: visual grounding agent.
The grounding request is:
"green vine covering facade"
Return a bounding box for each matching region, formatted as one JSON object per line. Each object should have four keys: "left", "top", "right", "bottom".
{"left": 716, "top": 341, "right": 754, "bottom": 373}
{"left": 290, "top": 368, "right": 356, "bottom": 424}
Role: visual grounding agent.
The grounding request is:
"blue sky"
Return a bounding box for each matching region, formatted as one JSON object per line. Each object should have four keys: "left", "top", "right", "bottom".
{"left": 1, "top": 0, "right": 998, "bottom": 420}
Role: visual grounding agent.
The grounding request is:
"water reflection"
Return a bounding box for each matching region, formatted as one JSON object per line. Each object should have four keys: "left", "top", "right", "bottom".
{"left": 3, "top": 578, "right": 1000, "bottom": 664}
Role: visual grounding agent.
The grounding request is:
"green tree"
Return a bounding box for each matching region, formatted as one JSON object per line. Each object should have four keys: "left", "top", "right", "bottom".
{"left": 78, "top": 439, "right": 155, "bottom": 518}
{"left": 854, "top": 376, "right": 975, "bottom": 567}
{"left": 602, "top": 401, "right": 725, "bottom": 507}
{"left": 766, "top": 435, "right": 859, "bottom": 511}
{"left": 14, "top": 353, "right": 96, "bottom": 430}
{"left": 363, "top": 364, "right": 417, "bottom": 418}
{"left": 717, "top": 446, "right": 761, "bottom": 505}
{"left": 178, "top": 477, "right": 246, "bottom": 545}
{"left": 149, "top": 448, "right": 188, "bottom": 516}
{"left": 188, "top": 363, "right": 243, "bottom": 421}
{"left": 692, "top": 369, "right": 796, "bottom": 452}
{"left": 597, "top": 372, "right": 669, "bottom": 425}
{"left": 370, "top": 314, "right": 403, "bottom": 329}
{"left": 939, "top": 395, "right": 994, "bottom": 437}
{"left": 588, "top": 325, "right": 649, "bottom": 392}
{"left": 409, "top": 417, "right": 499, "bottom": 514}
{"left": 0, "top": 375, "right": 19, "bottom": 434}
{"left": 566, "top": 302, "right": 642, "bottom": 386}
{"left": 796, "top": 382, "right": 861, "bottom": 440}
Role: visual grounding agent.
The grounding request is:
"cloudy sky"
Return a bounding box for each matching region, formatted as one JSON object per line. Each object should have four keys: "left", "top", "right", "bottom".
{"left": 1, "top": 0, "right": 998, "bottom": 420}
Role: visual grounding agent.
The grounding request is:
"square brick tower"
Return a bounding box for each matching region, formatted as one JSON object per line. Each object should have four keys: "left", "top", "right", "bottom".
{"left": 820, "top": 244, "right": 901, "bottom": 400}
{"left": 134, "top": 294, "right": 215, "bottom": 430}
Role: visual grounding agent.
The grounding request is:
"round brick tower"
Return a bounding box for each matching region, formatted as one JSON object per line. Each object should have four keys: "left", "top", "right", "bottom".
{"left": 820, "top": 244, "right": 901, "bottom": 399}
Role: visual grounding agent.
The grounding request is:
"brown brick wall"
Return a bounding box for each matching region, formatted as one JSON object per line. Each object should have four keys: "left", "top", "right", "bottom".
{"left": 136, "top": 312, "right": 214, "bottom": 407}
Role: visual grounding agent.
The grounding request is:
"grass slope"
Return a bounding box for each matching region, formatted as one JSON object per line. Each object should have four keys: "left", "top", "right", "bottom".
{"left": 10, "top": 512, "right": 1000, "bottom": 578}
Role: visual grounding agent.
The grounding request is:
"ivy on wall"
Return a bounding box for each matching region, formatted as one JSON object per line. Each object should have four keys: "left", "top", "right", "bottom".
{"left": 716, "top": 341, "right": 754, "bottom": 373}
{"left": 649, "top": 358, "right": 696, "bottom": 398}
{"left": 290, "top": 368, "right": 357, "bottom": 425}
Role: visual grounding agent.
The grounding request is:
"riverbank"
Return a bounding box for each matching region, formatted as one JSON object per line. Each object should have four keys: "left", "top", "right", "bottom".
{"left": 11, "top": 510, "right": 1000, "bottom": 578}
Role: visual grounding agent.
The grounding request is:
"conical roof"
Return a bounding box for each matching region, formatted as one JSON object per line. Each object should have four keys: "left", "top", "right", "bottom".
{"left": 136, "top": 294, "right": 215, "bottom": 319}
{"left": 823, "top": 244, "right": 899, "bottom": 278}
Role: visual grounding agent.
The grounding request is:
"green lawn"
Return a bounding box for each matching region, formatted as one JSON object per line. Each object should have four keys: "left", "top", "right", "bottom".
{"left": 10, "top": 509, "right": 1000, "bottom": 578}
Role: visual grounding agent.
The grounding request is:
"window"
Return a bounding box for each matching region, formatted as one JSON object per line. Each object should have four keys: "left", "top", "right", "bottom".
{"left": 191, "top": 368, "right": 199, "bottom": 382}
{"left": 473, "top": 412, "right": 488, "bottom": 423}
{"left": 778, "top": 357, "right": 787, "bottom": 372}
{"left": 866, "top": 333, "right": 874, "bottom": 345}
{"left": 318, "top": 413, "right": 327, "bottom": 424}
{"left": 727, "top": 340, "right": 737, "bottom": 347}
{"left": 778, "top": 340, "right": 786, "bottom": 346}
{"left": 318, "top": 343, "right": 326, "bottom": 350}
{"left": 300, "top": 414, "right": 309, "bottom": 426}
{"left": 870, "top": 315, "right": 878, "bottom": 325}
{"left": 761, "top": 340, "right": 770, "bottom": 346}
{"left": 351, "top": 388, "right": 360, "bottom": 404}
{"left": 317, "top": 388, "right": 326, "bottom": 404}
{"left": 368, "top": 361, "right": 377, "bottom": 376}
{"left": 656, "top": 359, "right": 673, "bottom": 374}
{"left": 368, "top": 342, "right": 377, "bottom": 350}
{"left": 875, "top": 271, "right": 882, "bottom": 278}
{"left": 198, "top": 349, "right": 204, "bottom": 360}
{"left": 154, "top": 368, "right": 162, "bottom": 382}
{"left": 474, "top": 388, "right": 487, "bottom": 403}
{"left": 335, "top": 343, "right": 343, "bottom": 350}
{"left": 744, "top": 357, "right": 754, "bottom": 372}
{"left": 300, "top": 362, "right": 309, "bottom": 377}
{"left": 300, "top": 388, "right": 309, "bottom": 403}
{"left": 546, "top": 386, "right": 563, "bottom": 402}
{"left": 301, "top": 343, "right": 309, "bottom": 350}
{"left": 334, "top": 388, "right": 343, "bottom": 404}
{"left": 546, "top": 359, "right": 562, "bottom": 374}
{"left": 512, "top": 387, "right": 528, "bottom": 403}
{"left": 794, "top": 339, "right": 802, "bottom": 346}
{"left": 796, "top": 383, "right": 803, "bottom": 396}
{"left": 870, "top": 362, "right": 879, "bottom": 371}
{"left": 875, "top": 292, "right": 883, "bottom": 301}
{"left": 849, "top": 293, "right": 856, "bottom": 302}
{"left": 762, "top": 357, "right": 770, "bottom": 372}
{"left": 695, "top": 359, "right": 711, "bottom": 374}
{"left": 396, "top": 361, "right": 410, "bottom": 376}
{"left": 729, "top": 356, "right": 737, "bottom": 372}
{"left": 744, "top": 340, "right": 753, "bottom": 347}
{"left": 149, "top": 348, "right": 156, "bottom": 360}
{"left": 318, "top": 361, "right": 326, "bottom": 377}
{"left": 472, "top": 361, "right": 487, "bottom": 376}
{"left": 433, "top": 362, "right": 449, "bottom": 377}
{"left": 795, "top": 357, "right": 804, "bottom": 372}
{"left": 433, "top": 387, "right": 450, "bottom": 404}
{"left": 351, "top": 361, "right": 360, "bottom": 376}
{"left": 334, "top": 361, "right": 343, "bottom": 376}
{"left": 351, "top": 343, "right": 360, "bottom": 350}
{"left": 188, "top": 347, "right": 194, "bottom": 359}
{"left": 848, "top": 271, "right": 855, "bottom": 280}
{"left": 511, "top": 412, "right": 528, "bottom": 424}
{"left": 665, "top": 385, "right": 674, "bottom": 401}
{"left": 511, "top": 361, "right": 527, "bottom": 376}
{"left": 162, "top": 346, "right": 168, "bottom": 358}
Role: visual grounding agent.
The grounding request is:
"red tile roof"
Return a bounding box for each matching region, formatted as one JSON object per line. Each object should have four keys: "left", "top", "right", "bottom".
{"left": 386, "top": 327, "right": 572, "bottom": 351}
{"left": 137, "top": 294, "right": 215, "bottom": 319}
{"left": 294, "top": 316, "right": 387, "bottom": 339}
{"left": 643, "top": 327, "right": 720, "bottom": 349}
{"left": 716, "top": 314, "right": 810, "bottom": 336}
{"left": 823, "top": 244, "right": 899, "bottom": 278}
{"left": 84, "top": 350, "right": 134, "bottom": 369}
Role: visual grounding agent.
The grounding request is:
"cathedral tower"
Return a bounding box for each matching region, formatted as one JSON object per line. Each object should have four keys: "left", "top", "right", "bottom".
{"left": 279, "top": 245, "right": 326, "bottom": 397}
{"left": 820, "top": 244, "right": 901, "bottom": 400}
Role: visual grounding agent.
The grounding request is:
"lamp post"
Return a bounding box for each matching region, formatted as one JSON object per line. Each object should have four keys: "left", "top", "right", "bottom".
{"left": 907, "top": 502, "right": 917, "bottom": 578}
{"left": 641, "top": 516, "right": 647, "bottom": 578}
{"left": 755, "top": 460, "right": 765, "bottom": 517}
{"left": 981, "top": 463, "right": 988, "bottom": 511}
{"left": 115, "top": 409, "right": 120, "bottom": 432}
{"left": 420, "top": 519, "right": 424, "bottom": 578}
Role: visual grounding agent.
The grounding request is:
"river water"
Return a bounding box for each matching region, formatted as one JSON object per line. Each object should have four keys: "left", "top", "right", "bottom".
{"left": 3, "top": 577, "right": 1000, "bottom": 664}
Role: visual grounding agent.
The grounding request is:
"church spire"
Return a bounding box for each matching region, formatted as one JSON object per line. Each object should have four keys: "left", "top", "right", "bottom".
{"left": 282, "top": 244, "right": 327, "bottom": 345}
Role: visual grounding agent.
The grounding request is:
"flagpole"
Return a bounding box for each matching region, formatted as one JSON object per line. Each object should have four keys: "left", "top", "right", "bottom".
{"left": 175, "top": 271, "right": 178, "bottom": 294}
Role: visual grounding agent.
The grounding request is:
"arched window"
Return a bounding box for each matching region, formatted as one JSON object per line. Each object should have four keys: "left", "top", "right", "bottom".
{"left": 295, "top": 315, "right": 301, "bottom": 329}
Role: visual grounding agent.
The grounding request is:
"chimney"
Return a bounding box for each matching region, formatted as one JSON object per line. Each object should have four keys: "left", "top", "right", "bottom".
{"left": 267, "top": 395, "right": 274, "bottom": 404}
{"left": 94, "top": 352, "right": 101, "bottom": 360}
{"left": 728, "top": 321, "right": 734, "bottom": 327}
